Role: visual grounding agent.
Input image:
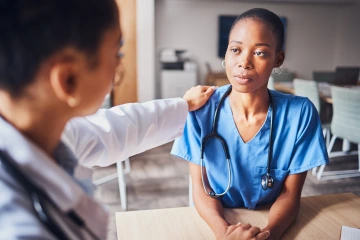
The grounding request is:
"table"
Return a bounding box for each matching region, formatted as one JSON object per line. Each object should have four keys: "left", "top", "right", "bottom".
{"left": 116, "top": 193, "right": 360, "bottom": 240}
{"left": 274, "top": 82, "right": 360, "bottom": 104}
{"left": 274, "top": 82, "right": 333, "bottom": 104}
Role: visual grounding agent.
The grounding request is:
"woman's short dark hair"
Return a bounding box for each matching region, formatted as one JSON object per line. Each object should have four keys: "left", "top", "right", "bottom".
{"left": 0, "top": 0, "right": 118, "bottom": 97}
{"left": 230, "top": 8, "right": 284, "bottom": 52}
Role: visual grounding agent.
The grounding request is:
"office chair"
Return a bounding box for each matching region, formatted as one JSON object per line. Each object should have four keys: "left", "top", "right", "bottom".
{"left": 316, "top": 86, "right": 360, "bottom": 180}
{"left": 293, "top": 79, "right": 332, "bottom": 177}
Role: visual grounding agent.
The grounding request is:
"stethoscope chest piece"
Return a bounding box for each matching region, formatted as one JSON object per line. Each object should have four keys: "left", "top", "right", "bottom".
{"left": 261, "top": 173, "right": 274, "bottom": 190}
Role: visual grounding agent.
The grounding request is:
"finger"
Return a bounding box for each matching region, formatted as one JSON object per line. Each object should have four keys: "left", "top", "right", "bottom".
{"left": 236, "top": 222, "right": 242, "bottom": 226}
{"left": 239, "top": 223, "right": 252, "bottom": 230}
{"left": 198, "top": 85, "right": 211, "bottom": 92}
{"left": 248, "top": 226, "right": 261, "bottom": 236}
{"left": 226, "top": 225, "right": 238, "bottom": 234}
{"left": 204, "top": 86, "right": 216, "bottom": 95}
{"left": 256, "top": 230, "right": 271, "bottom": 240}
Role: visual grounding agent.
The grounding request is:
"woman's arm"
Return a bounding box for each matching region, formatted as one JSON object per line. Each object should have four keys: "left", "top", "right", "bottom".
{"left": 190, "top": 162, "right": 229, "bottom": 239}
{"left": 190, "top": 162, "right": 269, "bottom": 240}
{"left": 262, "top": 171, "right": 307, "bottom": 240}
{"left": 63, "top": 86, "right": 215, "bottom": 167}
{"left": 64, "top": 98, "right": 188, "bottom": 167}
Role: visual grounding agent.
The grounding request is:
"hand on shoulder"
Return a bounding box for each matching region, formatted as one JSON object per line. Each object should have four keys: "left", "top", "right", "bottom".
{"left": 183, "top": 85, "right": 216, "bottom": 111}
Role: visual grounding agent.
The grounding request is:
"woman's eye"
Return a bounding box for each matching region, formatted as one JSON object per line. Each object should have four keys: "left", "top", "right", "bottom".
{"left": 230, "top": 48, "right": 239, "bottom": 53}
{"left": 117, "top": 51, "right": 124, "bottom": 59}
{"left": 254, "top": 51, "right": 266, "bottom": 57}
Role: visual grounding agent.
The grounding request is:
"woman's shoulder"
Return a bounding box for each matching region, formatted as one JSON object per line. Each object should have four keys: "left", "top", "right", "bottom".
{"left": 270, "top": 89, "right": 305, "bottom": 101}
{"left": 270, "top": 90, "right": 319, "bottom": 126}
{"left": 194, "top": 84, "right": 231, "bottom": 112}
{"left": 211, "top": 84, "right": 232, "bottom": 102}
{"left": 270, "top": 89, "right": 314, "bottom": 110}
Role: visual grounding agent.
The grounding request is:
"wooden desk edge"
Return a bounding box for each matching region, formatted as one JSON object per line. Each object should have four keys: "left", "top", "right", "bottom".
{"left": 115, "top": 193, "right": 359, "bottom": 216}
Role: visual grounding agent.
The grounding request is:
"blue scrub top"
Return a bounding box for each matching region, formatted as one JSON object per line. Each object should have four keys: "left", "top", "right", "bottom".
{"left": 171, "top": 85, "right": 329, "bottom": 209}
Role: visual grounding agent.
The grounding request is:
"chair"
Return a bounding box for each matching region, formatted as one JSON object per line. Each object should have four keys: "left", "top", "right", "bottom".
{"left": 293, "top": 79, "right": 331, "bottom": 144}
{"left": 293, "top": 79, "right": 331, "bottom": 176}
{"left": 93, "top": 93, "right": 131, "bottom": 210}
{"left": 270, "top": 71, "right": 294, "bottom": 83}
{"left": 316, "top": 86, "right": 360, "bottom": 180}
{"left": 204, "top": 62, "right": 228, "bottom": 87}
{"left": 312, "top": 71, "right": 335, "bottom": 84}
{"left": 268, "top": 75, "right": 275, "bottom": 90}
{"left": 294, "top": 79, "right": 321, "bottom": 110}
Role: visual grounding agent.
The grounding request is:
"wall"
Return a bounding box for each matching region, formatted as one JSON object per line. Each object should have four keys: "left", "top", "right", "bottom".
{"left": 333, "top": 3, "right": 360, "bottom": 67}
{"left": 113, "top": 0, "right": 137, "bottom": 105}
{"left": 155, "top": 0, "right": 360, "bottom": 97}
{"left": 137, "top": 0, "right": 156, "bottom": 102}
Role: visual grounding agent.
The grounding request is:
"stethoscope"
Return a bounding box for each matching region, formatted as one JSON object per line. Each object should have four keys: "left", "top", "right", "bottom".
{"left": 200, "top": 85, "right": 275, "bottom": 199}
{"left": 0, "top": 150, "right": 100, "bottom": 240}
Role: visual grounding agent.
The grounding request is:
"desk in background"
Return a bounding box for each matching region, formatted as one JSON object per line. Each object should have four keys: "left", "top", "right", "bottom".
{"left": 205, "top": 72, "right": 295, "bottom": 87}
{"left": 275, "top": 82, "right": 333, "bottom": 103}
{"left": 116, "top": 193, "right": 360, "bottom": 240}
{"left": 275, "top": 81, "right": 360, "bottom": 104}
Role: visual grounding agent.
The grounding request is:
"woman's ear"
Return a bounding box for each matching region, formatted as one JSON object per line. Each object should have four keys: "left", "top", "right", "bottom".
{"left": 49, "top": 61, "right": 81, "bottom": 107}
{"left": 274, "top": 51, "right": 285, "bottom": 68}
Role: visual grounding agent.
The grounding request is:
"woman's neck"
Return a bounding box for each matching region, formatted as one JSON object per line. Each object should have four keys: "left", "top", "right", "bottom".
{"left": 229, "top": 86, "right": 270, "bottom": 120}
{"left": 0, "top": 92, "right": 70, "bottom": 157}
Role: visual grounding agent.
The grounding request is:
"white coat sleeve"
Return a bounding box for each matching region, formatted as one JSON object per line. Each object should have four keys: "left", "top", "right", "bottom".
{"left": 62, "top": 98, "right": 188, "bottom": 168}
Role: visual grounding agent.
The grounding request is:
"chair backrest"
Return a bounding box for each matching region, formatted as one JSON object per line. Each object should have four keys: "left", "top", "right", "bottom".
{"left": 312, "top": 71, "right": 335, "bottom": 84}
{"left": 293, "top": 78, "right": 320, "bottom": 112}
{"left": 270, "top": 72, "right": 294, "bottom": 83}
{"left": 268, "top": 75, "right": 275, "bottom": 90}
{"left": 333, "top": 67, "right": 360, "bottom": 86}
{"left": 331, "top": 86, "right": 360, "bottom": 143}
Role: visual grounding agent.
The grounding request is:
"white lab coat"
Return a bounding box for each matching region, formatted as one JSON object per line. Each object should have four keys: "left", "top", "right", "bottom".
{"left": 63, "top": 98, "right": 188, "bottom": 167}
{"left": 0, "top": 98, "right": 188, "bottom": 240}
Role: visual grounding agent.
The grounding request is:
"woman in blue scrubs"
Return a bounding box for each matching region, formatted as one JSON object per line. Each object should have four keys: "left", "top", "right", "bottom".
{"left": 171, "top": 8, "right": 328, "bottom": 240}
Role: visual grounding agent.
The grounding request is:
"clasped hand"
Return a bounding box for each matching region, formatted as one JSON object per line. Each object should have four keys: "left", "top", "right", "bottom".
{"left": 222, "top": 222, "right": 270, "bottom": 240}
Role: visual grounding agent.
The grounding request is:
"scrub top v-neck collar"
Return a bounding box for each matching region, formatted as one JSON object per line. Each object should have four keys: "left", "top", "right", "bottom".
{"left": 224, "top": 94, "right": 272, "bottom": 145}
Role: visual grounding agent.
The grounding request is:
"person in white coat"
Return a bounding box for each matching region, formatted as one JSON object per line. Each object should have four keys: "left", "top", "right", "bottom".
{"left": 0, "top": 1, "right": 263, "bottom": 239}
{"left": 0, "top": 0, "right": 216, "bottom": 239}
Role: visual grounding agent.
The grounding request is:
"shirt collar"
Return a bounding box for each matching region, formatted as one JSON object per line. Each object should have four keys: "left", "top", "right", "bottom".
{"left": 0, "top": 117, "right": 108, "bottom": 239}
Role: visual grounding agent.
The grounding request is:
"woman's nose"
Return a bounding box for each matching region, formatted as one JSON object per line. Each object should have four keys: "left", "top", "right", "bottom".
{"left": 237, "top": 52, "right": 253, "bottom": 69}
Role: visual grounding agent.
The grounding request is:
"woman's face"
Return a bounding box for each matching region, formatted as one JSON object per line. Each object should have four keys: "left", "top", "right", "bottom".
{"left": 225, "top": 18, "right": 284, "bottom": 94}
{"left": 76, "top": 24, "right": 122, "bottom": 115}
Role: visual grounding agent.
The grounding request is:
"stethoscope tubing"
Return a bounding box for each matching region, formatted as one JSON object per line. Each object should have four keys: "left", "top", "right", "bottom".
{"left": 200, "top": 157, "right": 231, "bottom": 198}
{"left": 200, "top": 85, "right": 275, "bottom": 198}
{"left": 0, "top": 150, "right": 100, "bottom": 240}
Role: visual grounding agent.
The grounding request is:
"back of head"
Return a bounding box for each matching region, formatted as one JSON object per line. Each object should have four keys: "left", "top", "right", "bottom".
{"left": 230, "top": 8, "right": 284, "bottom": 52}
{"left": 0, "top": 0, "right": 118, "bottom": 97}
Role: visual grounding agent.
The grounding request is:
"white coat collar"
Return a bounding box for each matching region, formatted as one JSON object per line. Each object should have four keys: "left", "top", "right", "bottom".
{"left": 0, "top": 117, "right": 108, "bottom": 239}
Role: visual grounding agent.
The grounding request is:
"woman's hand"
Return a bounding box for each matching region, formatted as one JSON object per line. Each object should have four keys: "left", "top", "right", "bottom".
{"left": 222, "top": 223, "right": 270, "bottom": 240}
{"left": 182, "top": 85, "right": 216, "bottom": 111}
{"left": 262, "top": 172, "right": 307, "bottom": 240}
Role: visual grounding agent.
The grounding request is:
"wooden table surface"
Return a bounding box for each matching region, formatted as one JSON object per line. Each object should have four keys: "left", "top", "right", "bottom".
{"left": 116, "top": 193, "right": 360, "bottom": 240}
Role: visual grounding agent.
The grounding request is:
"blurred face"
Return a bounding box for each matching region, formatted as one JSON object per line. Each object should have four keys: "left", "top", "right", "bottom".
{"left": 225, "top": 18, "right": 284, "bottom": 94}
{"left": 76, "top": 24, "right": 123, "bottom": 115}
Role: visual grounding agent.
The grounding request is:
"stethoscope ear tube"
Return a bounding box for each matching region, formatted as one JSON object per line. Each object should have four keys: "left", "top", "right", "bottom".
{"left": 265, "top": 89, "right": 275, "bottom": 190}
{"left": 0, "top": 150, "right": 100, "bottom": 240}
{"left": 200, "top": 157, "right": 231, "bottom": 199}
{"left": 0, "top": 151, "right": 71, "bottom": 239}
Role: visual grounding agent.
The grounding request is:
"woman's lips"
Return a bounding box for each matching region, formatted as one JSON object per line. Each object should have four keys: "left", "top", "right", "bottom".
{"left": 234, "top": 76, "right": 252, "bottom": 84}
